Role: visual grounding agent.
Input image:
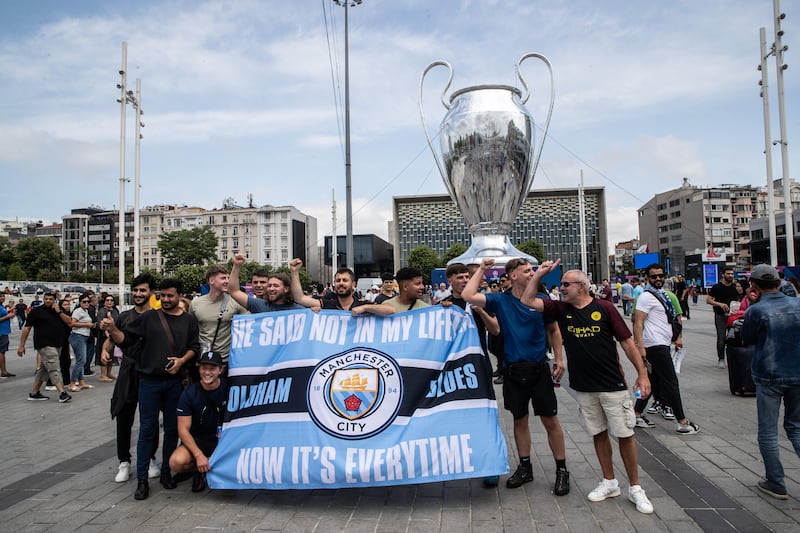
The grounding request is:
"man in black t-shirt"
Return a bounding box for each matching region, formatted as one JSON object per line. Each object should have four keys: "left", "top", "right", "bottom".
{"left": 522, "top": 260, "right": 655, "bottom": 515}
{"left": 102, "top": 278, "right": 201, "bottom": 501}
{"left": 169, "top": 350, "right": 227, "bottom": 493}
{"left": 17, "top": 292, "right": 72, "bottom": 403}
{"left": 706, "top": 267, "right": 739, "bottom": 367}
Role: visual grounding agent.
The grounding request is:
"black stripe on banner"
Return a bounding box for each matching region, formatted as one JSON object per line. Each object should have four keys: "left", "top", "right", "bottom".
{"left": 225, "top": 352, "right": 495, "bottom": 423}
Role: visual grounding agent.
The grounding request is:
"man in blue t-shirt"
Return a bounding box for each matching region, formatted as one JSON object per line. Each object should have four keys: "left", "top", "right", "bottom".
{"left": 169, "top": 350, "right": 227, "bottom": 493}
{"left": 229, "top": 253, "right": 304, "bottom": 313}
{"left": 463, "top": 257, "right": 569, "bottom": 496}
{"left": 0, "top": 293, "right": 16, "bottom": 378}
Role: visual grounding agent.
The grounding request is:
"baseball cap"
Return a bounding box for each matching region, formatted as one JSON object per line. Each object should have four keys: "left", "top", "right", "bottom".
{"left": 198, "top": 351, "right": 223, "bottom": 367}
{"left": 750, "top": 264, "right": 780, "bottom": 282}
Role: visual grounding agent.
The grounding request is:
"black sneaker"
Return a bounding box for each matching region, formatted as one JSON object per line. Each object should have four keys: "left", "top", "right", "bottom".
{"left": 27, "top": 391, "right": 49, "bottom": 401}
{"left": 482, "top": 475, "right": 499, "bottom": 488}
{"left": 84, "top": 370, "right": 96, "bottom": 377}
{"left": 1, "top": 372, "right": 15, "bottom": 378}
{"left": 492, "top": 368, "right": 503, "bottom": 377}
{"left": 134, "top": 479, "right": 149, "bottom": 500}
{"left": 758, "top": 480, "right": 788, "bottom": 500}
{"left": 59, "top": 391, "right": 72, "bottom": 403}
{"left": 553, "top": 468, "right": 570, "bottom": 496}
{"left": 493, "top": 374, "right": 504, "bottom": 385}
{"left": 506, "top": 463, "right": 533, "bottom": 488}
{"left": 160, "top": 471, "right": 177, "bottom": 489}
{"left": 191, "top": 472, "right": 207, "bottom": 493}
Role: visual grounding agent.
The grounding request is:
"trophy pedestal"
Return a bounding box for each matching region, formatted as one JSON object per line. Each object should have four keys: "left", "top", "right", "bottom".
{"left": 447, "top": 234, "right": 538, "bottom": 268}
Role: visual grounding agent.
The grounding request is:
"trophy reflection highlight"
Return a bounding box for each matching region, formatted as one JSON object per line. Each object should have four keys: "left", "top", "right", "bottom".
{"left": 419, "top": 53, "right": 554, "bottom": 266}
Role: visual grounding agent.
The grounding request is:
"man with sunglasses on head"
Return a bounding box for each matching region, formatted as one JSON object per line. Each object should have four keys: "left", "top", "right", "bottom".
{"left": 463, "top": 257, "right": 569, "bottom": 496}
{"left": 522, "top": 259, "right": 654, "bottom": 514}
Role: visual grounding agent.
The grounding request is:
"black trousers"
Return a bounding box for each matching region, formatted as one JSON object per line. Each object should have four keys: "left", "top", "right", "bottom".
{"left": 643, "top": 344, "right": 686, "bottom": 421}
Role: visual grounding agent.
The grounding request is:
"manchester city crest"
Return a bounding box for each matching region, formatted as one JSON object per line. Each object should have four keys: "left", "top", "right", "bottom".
{"left": 307, "top": 348, "right": 403, "bottom": 440}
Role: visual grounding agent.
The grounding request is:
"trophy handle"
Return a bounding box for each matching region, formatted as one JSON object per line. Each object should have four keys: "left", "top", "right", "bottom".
{"left": 516, "top": 52, "right": 555, "bottom": 182}
{"left": 419, "top": 60, "right": 455, "bottom": 196}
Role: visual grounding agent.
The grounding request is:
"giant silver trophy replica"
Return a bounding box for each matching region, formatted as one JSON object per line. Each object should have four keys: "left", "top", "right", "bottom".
{"left": 419, "top": 53, "right": 554, "bottom": 267}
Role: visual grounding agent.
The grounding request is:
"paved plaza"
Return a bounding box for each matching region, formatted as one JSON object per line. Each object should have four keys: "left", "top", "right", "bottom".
{"left": 1, "top": 301, "right": 799, "bottom": 532}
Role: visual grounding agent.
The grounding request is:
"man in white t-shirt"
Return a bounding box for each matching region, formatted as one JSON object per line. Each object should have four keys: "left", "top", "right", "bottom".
{"left": 633, "top": 264, "right": 699, "bottom": 435}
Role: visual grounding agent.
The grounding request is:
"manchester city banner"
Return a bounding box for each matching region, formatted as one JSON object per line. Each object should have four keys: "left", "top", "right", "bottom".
{"left": 208, "top": 306, "right": 508, "bottom": 489}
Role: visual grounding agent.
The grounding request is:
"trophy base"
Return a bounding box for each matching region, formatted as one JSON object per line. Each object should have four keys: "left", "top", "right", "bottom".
{"left": 446, "top": 234, "right": 538, "bottom": 268}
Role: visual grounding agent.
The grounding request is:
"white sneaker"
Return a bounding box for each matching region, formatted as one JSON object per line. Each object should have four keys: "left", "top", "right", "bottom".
{"left": 587, "top": 478, "right": 620, "bottom": 502}
{"left": 148, "top": 458, "right": 161, "bottom": 479}
{"left": 115, "top": 461, "right": 131, "bottom": 483}
{"left": 629, "top": 485, "right": 654, "bottom": 514}
{"left": 44, "top": 385, "right": 57, "bottom": 391}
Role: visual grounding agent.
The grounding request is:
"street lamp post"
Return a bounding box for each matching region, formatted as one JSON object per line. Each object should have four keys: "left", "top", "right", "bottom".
{"left": 117, "top": 42, "right": 144, "bottom": 301}
{"left": 333, "top": 0, "right": 363, "bottom": 271}
{"left": 117, "top": 42, "right": 128, "bottom": 305}
{"left": 133, "top": 79, "right": 143, "bottom": 277}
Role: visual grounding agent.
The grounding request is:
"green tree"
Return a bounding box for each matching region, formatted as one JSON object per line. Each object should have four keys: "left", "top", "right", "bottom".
{"left": 227, "top": 259, "right": 269, "bottom": 284}
{"left": 138, "top": 267, "right": 164, "bottom": 286}
{"left": 516, "top": 239, "right": 546, "bottom": 263}
{"left": 14, "top": 237, "right": 63, "bottom": 279}
{"left": 7, "top": 263, "right": 27, "bottom": 281}
{"left": 0, "top": 237, "right": 15, "bottom": 273}
{"left": 407, "top": 245, "right": 441, "bottom": 285}
{"left": 274, "top": 265, "right": 313, "bottom": 292}
{"left": 158, "top": 227, "right": 218, "bottom": 274}
{"left": 172, "top": 264, "right": 207, "bottom": 295}
{"left": 38, "top": 268, "right": 63, "bottom": 282}
{"left": 442, "top": 243, "right": 468, "bottom": 264}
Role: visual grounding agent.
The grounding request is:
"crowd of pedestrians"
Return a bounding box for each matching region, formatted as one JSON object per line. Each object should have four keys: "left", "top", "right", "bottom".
{"left": 6, "top": 256, "right": 800, "bottom": 512}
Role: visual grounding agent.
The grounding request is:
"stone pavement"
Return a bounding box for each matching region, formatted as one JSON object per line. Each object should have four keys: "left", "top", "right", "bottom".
{"left": 1, "top": 302, "right": 799, "bottom": 532}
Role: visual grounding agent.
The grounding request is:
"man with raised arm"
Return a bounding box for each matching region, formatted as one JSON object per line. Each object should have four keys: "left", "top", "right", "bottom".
{"left": 462, "top": 257, "right": 569, "bottom": 495}
{"left": 228, "top": 253, "right": 304, "bottom": 313}
{"left": 520, "top": 259, "right": 654, "bottom": 514}
{"left": 289, "top": 259, "right": 367, "bottom": 311}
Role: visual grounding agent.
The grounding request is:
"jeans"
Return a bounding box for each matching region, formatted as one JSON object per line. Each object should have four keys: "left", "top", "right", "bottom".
{"left": 756, "top": 383, "right": 800, "bottom": 489}
{"left": 136, "top": 377, "right": 182, "bottom": 480}
{"left": 69, "top": 332, "right": 88, "bottom": 383}
{"left": 622, "top": 300, "right": 632, "bottom": 316}
{"left": 117, "top": 400, "right": 159, "bottom": 464}
{"left": 84, "top": 335, "right": 95, "bottom": 373}
{"left": 645, "top": 345, "right": 686, "bottom": 421}
{"left": 714, "top": 313, "right": 727, "bottom": 361}
{"left": 17, "top": 315, "right": 25, "bottom": 330}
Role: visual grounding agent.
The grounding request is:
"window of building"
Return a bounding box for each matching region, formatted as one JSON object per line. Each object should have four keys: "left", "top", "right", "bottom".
{"left": 669, "top": 199, "right": 680, "bottom": 207}
{"left": 222, "top": 215, "right": 228, "bottom": 223}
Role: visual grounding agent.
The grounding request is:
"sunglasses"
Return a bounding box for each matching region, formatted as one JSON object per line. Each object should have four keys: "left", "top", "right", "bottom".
{"left": 560, "top": 281, "right": 578, "bottom": 287}
{"left": 80, "top": 300, "right": 89, "bottom": 303}
{"left": 649, "top": 274, "right": 665, "bottom": 279}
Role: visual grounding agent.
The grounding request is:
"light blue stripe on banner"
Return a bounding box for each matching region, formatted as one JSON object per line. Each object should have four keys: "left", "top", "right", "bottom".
{"left": 208, "top": 406, "right": 507, "bottom": 490}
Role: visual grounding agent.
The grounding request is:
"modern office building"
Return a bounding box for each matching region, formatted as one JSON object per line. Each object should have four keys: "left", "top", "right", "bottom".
{"left": 322, "top": 234, "right": 394, "bottom": 282}
{"left": 393, "top": 187, "right": 608, "bottom": 282}
{"left": 638, "top": 178, "right": 800, "bottom": 274}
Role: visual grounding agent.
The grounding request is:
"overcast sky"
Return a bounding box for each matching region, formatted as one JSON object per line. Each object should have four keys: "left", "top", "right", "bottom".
{"left": 1, "top": 0, "right": 797, "bottom": 256}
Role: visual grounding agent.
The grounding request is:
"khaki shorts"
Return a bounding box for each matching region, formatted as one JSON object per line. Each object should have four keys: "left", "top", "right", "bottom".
{"left": 35, "top": 345, "right": 63, "bottom": 386}
{"left": 575, "top": 390, "right": 635, "bottom": 438}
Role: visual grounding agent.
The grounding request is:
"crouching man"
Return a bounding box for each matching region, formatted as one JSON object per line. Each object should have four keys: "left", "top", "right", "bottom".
{"left": 169, "top": 351, "right": 227, "bottom": 493}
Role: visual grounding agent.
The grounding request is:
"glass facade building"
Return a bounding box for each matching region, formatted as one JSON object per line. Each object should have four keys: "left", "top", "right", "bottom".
{"left": 393, "top": 187, "right": 608, "bottom": 282}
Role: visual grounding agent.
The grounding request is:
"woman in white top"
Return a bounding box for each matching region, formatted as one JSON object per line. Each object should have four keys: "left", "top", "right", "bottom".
{"left": 68, "top": 293, "right": 95, "bottom": 392}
